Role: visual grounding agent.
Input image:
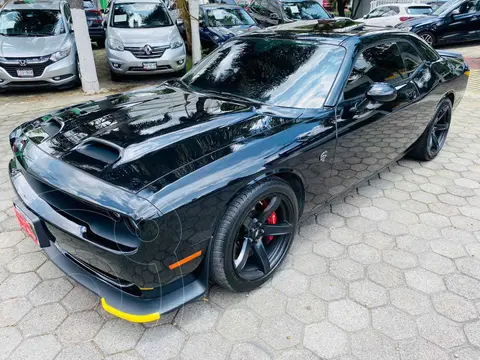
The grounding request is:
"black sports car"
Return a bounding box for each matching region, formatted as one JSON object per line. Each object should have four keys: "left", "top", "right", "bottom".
{"left": 396, "top": 0, "right": 480, "bottom": 46}
{"left": 9, "top": 19, "right": 468, "bottom": 323}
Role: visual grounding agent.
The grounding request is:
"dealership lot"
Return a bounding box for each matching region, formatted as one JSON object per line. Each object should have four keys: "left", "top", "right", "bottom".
{"left": 1, "top": 42, "right": 480, "bottom": 359}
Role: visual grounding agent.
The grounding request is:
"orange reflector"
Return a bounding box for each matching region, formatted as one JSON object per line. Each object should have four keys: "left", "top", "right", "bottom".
{"left": 169, "top": 250, "right": 202, "bottom": 270}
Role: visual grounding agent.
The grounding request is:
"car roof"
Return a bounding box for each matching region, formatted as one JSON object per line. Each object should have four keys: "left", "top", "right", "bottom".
{"left": 2, "top": 0, "right": 63, "bottom": 10}
{"left": 244, "top": 19, "right": 416, "bottom": 46}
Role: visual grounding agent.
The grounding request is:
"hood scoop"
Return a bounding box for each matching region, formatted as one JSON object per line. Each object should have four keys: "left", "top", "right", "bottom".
{"left": 61, "top": 139, "right": 121, "bottom": 174}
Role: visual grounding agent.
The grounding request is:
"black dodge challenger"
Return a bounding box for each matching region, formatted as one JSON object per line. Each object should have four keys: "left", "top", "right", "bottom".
{"left": 8, "top": 19, "right": 469, "bottom": 322}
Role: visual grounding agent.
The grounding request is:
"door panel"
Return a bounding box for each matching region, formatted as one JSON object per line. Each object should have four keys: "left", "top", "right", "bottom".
{"left": 331, "top": 42, "right": 420, "bottom": 194}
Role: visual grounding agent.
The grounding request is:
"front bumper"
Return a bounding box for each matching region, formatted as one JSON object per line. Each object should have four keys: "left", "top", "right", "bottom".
{"left": 0, "top": 53, "right": 77, "bottom": 90}
{"left": 9, "top": 160, "right": 209, "bottom": 322}
{"left": 106, "top": 45, "right": 186, "bottom": 75}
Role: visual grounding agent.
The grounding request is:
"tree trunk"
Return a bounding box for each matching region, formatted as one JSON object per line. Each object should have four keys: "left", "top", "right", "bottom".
{"left": 188, "top": 0, "right": 201, "bottom": 64}
{"left": 337, "top": 0, "right": 345, "bottom": 17}
{"left": 177, "top": 0, "right": 192, "bottom": 51}
{"left": 69, "top": 0, "right": 100, "bottom": 94}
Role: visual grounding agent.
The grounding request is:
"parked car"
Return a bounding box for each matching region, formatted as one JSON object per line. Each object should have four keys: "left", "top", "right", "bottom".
{"left": 84, "top": 0, "right": 106, "bottom": 47}
{"left": 359, "top": 3, "right": 432, "bottom": 27}
{"left": 104, "top": 0, "right": 186, "bottom": 81}
{"left": 246, "top": 0, "right": 332, "bottom": 27}
{"left": 0, "top": 0, "right": 79, "bottom": 90}
{"left": 396, "top": 0, "right": 480, "bottom": 45}
{"left": 178, "top": 4, "right": 258, "bottom": 49}
{"left": 9, "top": 19, "right": 468, "bottom": 322}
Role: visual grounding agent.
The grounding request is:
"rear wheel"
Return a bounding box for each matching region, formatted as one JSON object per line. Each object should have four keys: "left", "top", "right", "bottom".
{"left": 210, "top": 178, "right": 298, "bottom": 292}
{"left": 418, "top": 31, "right": 436, "bottom": 46}
{"left": 409, "top": 98, "right": 452, "bottom": 161}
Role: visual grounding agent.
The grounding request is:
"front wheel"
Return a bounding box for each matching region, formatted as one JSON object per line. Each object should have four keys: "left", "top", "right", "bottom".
{"left": 409, "top": 98, "right": 452, "bottom": 161}
{"left": 210, "top": 178, "right": 298, "bottom": 292}
{"left": 418, "top": 31, "right": 436, "bottom": 46}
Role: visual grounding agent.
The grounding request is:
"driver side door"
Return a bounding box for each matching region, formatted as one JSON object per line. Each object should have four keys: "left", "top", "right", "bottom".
{"left": 331, "top": 42, "right": 420, "bottom": 191}
{"left": 440, "top": 0, "right": 480, "bottom": 43}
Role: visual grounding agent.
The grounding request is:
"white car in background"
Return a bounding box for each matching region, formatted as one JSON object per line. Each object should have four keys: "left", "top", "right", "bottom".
{"left": 359, "top": 3, "right": 432, "bottom": 27}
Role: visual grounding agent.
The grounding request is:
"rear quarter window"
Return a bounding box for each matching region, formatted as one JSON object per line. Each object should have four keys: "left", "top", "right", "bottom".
{"left": 407, "top": 6, "right": 433, "bottom": 14}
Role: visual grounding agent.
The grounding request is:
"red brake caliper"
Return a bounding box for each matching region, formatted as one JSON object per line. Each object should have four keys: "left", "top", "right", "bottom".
{"left": 261, "top": 200, "right": 277, "bottom": 242}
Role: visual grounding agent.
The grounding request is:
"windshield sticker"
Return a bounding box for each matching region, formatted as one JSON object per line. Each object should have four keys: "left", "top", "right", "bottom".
{"left": 114, "top": 14, "right": 127, "bottom": 22}
{"left": 289, "top": 5, "right": 300, "bottom": 14}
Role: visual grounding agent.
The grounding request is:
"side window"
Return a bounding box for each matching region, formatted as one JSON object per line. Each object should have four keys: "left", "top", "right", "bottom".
{"left": 63, "top": 4, "right": 72, "bottom": 23}
{"left": 388, "top": 6, "right": 400, "bottom": 14}
{"left": 410, "top": 36, "right": 439, "bottom": 62}
{"left": 398, "top": 42, "right": 424, "bottom": 76}
{"left": 368, "top": 6, "right": 389, "bottom": 18}
{"left": 344, "top": 43, "right": 404, "bottom": 100}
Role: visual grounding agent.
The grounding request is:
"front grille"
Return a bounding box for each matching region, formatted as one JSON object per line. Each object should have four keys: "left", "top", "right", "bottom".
{"left": 127, "top": 65, "right": 171, "bottom": 72}
{"left": 124, "top": 46, "right": 168, "bottom": 59}
{"left": 0, "top": 59, "right": 53, "bottom": 78}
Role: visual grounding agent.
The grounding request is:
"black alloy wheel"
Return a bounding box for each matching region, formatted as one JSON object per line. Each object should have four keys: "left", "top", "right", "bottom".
{"left": 210, "top": 178, "right": 298, "bottom": 292}
{"left": 427, "top": 103, "right": 451, "bottom": 158}
{"left": 233, "top": 195, "right": 294, "bottom": 281}
{"left": 409, "top": 98, "right": 452, "bottom": 161}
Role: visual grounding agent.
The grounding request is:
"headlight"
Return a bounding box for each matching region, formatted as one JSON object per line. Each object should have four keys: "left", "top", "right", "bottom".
{"left": 169, "top": 35, "right": 184, "bottom": 49}
{"left": 107, "top": 38, "right": 124, "bottom": 51}
{"left": 50, "top": 47, "right": 71, "bottom": 62}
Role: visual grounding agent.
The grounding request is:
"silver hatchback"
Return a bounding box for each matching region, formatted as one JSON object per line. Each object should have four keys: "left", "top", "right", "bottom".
{"left": 0, "top": 0, "right": 78, "bottom": 90}
{"left": 105, "top": 0, "right": 186, "bottom": 81}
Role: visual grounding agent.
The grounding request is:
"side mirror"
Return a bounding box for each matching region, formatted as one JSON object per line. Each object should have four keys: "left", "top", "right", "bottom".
{"left": 176, "top": 18, "right": 183, "bottom": 26}
{"left": 366, "top": 83, "right": 397, "bottom": 102}
{"left": 363, "top": 14, "right": 368, "bottom": 19}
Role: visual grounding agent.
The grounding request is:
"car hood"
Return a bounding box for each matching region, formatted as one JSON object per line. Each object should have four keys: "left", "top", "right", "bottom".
{"left": 0, "top": 34, "right": 71, "bottom": 58}
{"left": 108, "top": 26, "right": 176, "bottom": 46}
{"left": 397, "top": 15, "right": 439, "bottom": 28}
{"left": 14, "top": 83, "right": 305, "bottom": 193}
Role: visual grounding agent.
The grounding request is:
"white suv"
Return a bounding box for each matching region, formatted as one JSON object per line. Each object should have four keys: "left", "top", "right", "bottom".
{"left": 359, "top": 3, "right": 433, "bottom": 27}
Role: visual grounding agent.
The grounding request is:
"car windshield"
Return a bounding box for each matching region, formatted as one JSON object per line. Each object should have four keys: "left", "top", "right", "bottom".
{"left": 433, "top": 0, "right": 462, "bottom": 15}
{"left": 407, "top": 6, "right": 432, "bottom": 14}
{"left": 282, "top": 1, "right": 330, "bottom": 20}
{"left": 204, "top": 7, "right": 256, "bottom": 26}
{"left": 111, "top": 2, "right": 172, "bottom": 28}
{"left": 183, "top": 38, "right": 345, "bottom": 108}
{"left": 0, "top": 9, "right": 65, "bottom": 36}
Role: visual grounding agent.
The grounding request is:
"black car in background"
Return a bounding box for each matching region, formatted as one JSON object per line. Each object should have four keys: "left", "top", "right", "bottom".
{"left": 179, "top": 4, "right": 258, "bottom": 49}
{"left": 396, "top": 0, "right": 480, "bottom": 45}
{"left": 84, "top": 0, "right": 105, "bottom": 47}
{"left": 9, "top": 20, "right": 468, "bottom": 322}
{"left": 246, "top": 0, "right": 332, "bottom": 27}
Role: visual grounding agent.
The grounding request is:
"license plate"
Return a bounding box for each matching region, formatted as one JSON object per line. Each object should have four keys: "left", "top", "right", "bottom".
{"left": 13, "top": 205, "right": 38, "bottom": 245}
{"left": 143, "top": 62, "right": 157, "bottom": 71}
{"left": 17, "top": 69, "right": 34, "bottom": 78}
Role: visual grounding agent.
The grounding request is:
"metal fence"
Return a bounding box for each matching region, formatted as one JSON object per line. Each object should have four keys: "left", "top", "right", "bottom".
{"left": 370, "top": 0, "right": 431, "bottom": 10}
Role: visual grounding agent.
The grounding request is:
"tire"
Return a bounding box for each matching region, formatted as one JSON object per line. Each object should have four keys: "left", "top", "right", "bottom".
{"left": 97, "top": 39, "right": 106, "bottom": 48}
{"left": 409, "top": 98, "right": 452, "bottom": 161}
{"left": 110, "top": 69, "right": 123, "bottom": 82}
{"left": 210, "top": 177, "right": 298, "bottom": 292}
{"left": 418, "top": 31, "right": 436, "bottom": 46}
